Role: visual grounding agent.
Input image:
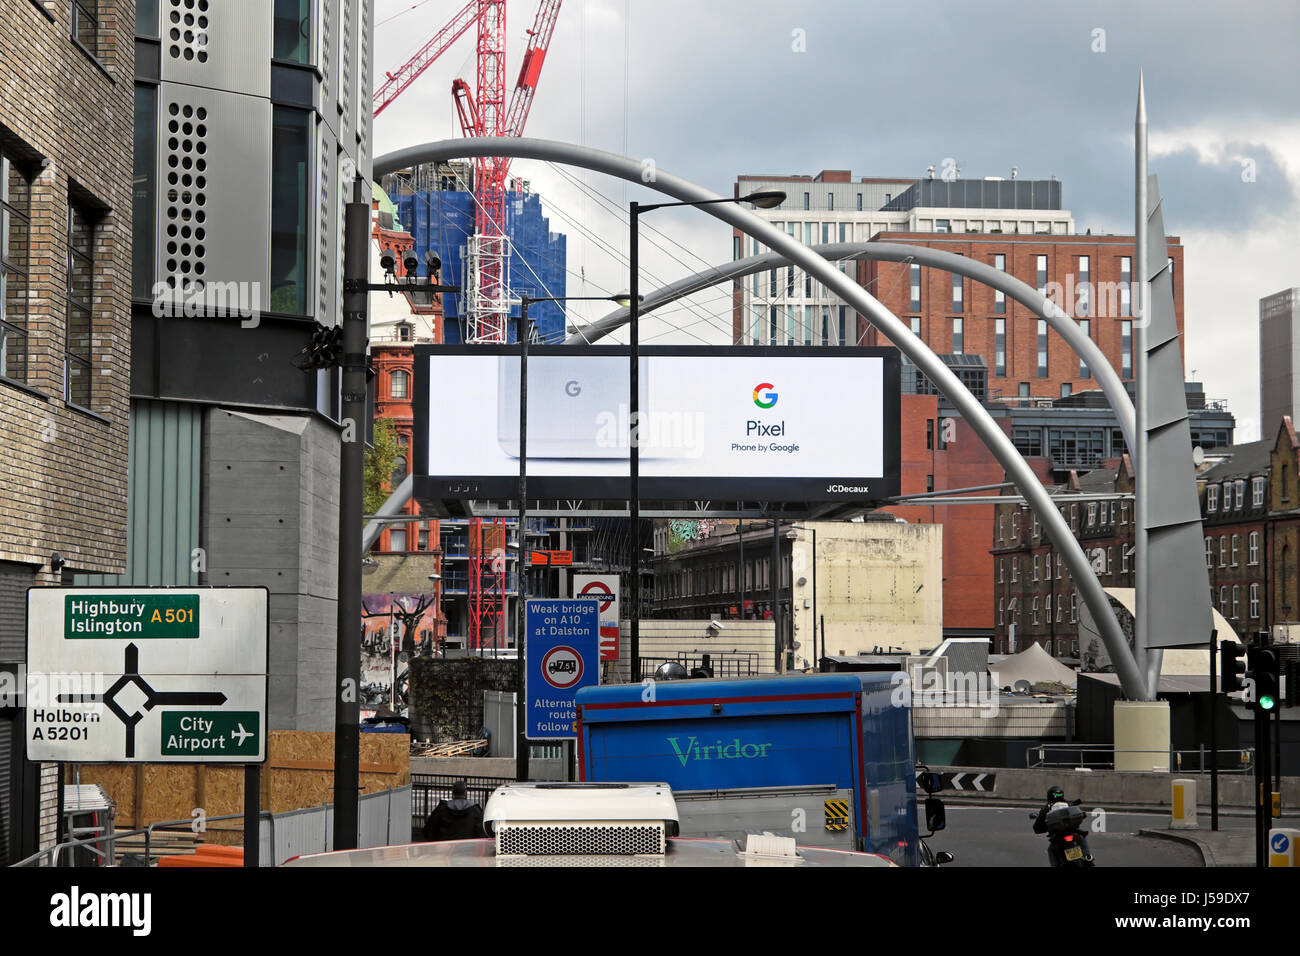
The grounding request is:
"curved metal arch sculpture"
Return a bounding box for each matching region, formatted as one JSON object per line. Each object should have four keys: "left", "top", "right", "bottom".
{"left": 373, "top": 137, "right": 1148, "bottom": 698}
{"left": 566, "top": 242, "right": 1135, "bottom": 456}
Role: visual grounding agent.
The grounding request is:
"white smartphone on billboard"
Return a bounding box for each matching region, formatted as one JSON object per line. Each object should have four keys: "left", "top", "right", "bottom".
{"left": 497, "top": 355, "right": 648, "bottom": 459}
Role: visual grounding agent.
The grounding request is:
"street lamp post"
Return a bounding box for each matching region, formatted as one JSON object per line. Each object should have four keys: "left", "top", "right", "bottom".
{"left": 514, "top": 293, "right": 631, "bottom": 781}
{"left": 627, "top": 190, "right": 784, "bottom": 681}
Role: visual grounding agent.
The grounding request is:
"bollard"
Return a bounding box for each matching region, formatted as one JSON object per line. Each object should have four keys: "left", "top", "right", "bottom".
{"left": 1170, "top": 778, "right": 1198, "bottom": 829}
{"left": 1268, "top": 828, "right": 1300, "bottom": 866}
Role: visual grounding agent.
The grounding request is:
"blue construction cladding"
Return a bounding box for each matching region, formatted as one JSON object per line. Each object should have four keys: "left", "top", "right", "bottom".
{"left": 394, "top": 189, "right": 567, "bottom": 344}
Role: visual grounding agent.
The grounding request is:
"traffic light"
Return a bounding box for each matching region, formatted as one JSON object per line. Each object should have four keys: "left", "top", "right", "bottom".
{"left": 1220, "top": 641, "right": 1248, "bottom": 695}
{"left": 1247, "top": 647, "right": 1280, "bottom": 712}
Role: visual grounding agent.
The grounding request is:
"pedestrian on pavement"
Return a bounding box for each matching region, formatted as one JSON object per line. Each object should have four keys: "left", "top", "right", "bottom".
{"left": 422, "top": 779, "right": 484, "bottom": 841}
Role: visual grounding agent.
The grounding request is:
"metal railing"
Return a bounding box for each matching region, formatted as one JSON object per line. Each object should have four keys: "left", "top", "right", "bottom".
{"left": 11, "top": 812, "right": 248, "bottom": 868}
{"left": 411, "top": 773, "right": 513, "bottom": 838}
{"left": 1026, "top": 743, "right": 1255, "bottom": 772}
{"left": 639, "top": 652, "right": 760, "bottom": 678}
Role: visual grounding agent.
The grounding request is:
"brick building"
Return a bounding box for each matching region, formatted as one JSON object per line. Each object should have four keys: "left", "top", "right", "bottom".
{"left": 992, "top": 417, "right": 1300, "bottom": 658}
{"left": 0, "top": 0, "right": 135, "bottom": 864}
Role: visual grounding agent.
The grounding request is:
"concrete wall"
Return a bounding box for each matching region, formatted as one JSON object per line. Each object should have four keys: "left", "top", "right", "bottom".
{"left": 202, "top": 408, "right": 340, "bottom": 731}
{"left": 790, "top": 521, "right": 942, "bottom": 662}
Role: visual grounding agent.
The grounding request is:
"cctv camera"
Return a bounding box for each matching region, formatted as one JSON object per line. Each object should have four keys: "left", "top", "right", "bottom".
{"left": 424, "top": 250, "right": 442, "bottom": 274}
{"left": 707, "top": 620, "right": 725, "bottom": 631}
{"left": 380, "top": 248, "right": 396, "bottom": 275}
{"left": 403, "top": 251, "right": 419, "bottom": 275}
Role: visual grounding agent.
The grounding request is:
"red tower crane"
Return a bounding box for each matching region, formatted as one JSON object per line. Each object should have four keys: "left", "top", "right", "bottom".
{"left": 375, "top": 0, "right": 564, "bottom": 652}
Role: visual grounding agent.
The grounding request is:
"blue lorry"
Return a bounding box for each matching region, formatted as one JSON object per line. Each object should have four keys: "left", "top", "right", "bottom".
{"left": 575, "top": 672, "right": 942, "bottom": 866}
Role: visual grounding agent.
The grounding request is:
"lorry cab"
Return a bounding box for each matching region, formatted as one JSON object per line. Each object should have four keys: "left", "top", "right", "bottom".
{"left": 576, "top": 672, "right": 926, "bottom": 866}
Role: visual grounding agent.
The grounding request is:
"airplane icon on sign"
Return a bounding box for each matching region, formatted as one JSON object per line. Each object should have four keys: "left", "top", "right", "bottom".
{"left": 231, "top": 723, "right": 253, "bottom": 746}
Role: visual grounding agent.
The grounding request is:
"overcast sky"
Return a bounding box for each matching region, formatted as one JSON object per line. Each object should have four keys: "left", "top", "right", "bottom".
{"left": 374, "top": 0, "right": 1300, "bottom": 440}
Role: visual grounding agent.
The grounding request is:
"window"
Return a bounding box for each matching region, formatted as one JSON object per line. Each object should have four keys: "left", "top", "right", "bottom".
{"left": 1231, "top": 534, "right": 1239, "bottom": 567}
{"left": 1232, "top": 586, "right": 1240, "bottom": 620}
{"left": 1045, "top": 593, "right": 1051, "bottom": 621}
{"left": 926, "top": 419, "right": 934, "bottom": 451}
{"left": 994, "top": 318, "right": 1006, "bottom": 377}
{"left": 390, "top": 369, "right": 410, "bottom": 399}
{"left": 1120, "top": 256, "right": 1132, "bottom": 316}
{"left": 909, "top": 264, "right": 921, "bottom": 312}
{"left": 1108, "top": 546, "right": 1114, "bottom": 574}
{"left": 1253, "top": 477, "right": 1265, "bottom": 507}
{"left": 1122, "top": 544, "right": 1130, "bottom": 573}
{"left": 1037, "top": 319, "right": 1048, "bottom": 377}
{"left": 72, "top": 0, "right": 99, "bottom": 56}
{"left": 389, "top": 529, "right": 406, "bottom": 551}
{"left": 398, "top": 324, "right": 412, "bottom": 342}
{"left": 66, "top": 203, "right": 96, "bottom": 408}
{"left": 733, "top": 236, "right": 741, "bottom": 261}
{"left": 998, "top": 599, "right": 1004, "bottom": 626}
{"left": 1036, "top": 254, "right": 1048, "bottom": 293}
{"left": 1060, "top": 383, "right": 1071, "bottom": 398}
{"left": 1018, "top": 382, "right": 1030, "bottom": 398}
{"left": 1034, "top": 555, "right": 1040, "bottom": 581}
{"left": 926, "top": 474, "right": 934, "bottom": 493}
{"left": 1011, "top": 557, "right": 1019, "bottom": 582}
{"left": 769, "top": 269, "right": 777, "bottom": 297}
{"left": 390, "top": 455, "right": 408, "bottom": 489}
{"left": 857, "top": 193, "right": 863, "bottom": 211}
{"left": 952, "top": 272, "right": 963, "bottom": 313}
{"left": 274, "top": 0, "right": 312, "bottom": 63}
{"left": 1056, "top": 594, "right": 1062, "bottom": 623}
{"left": 838, "top": 306, "right": 847, "bottom": 347}
{"left": 136, "top": 0, "right": 159, "bottom": 36}
{"left": 999, "top": 559, "right": 1005, "bottom": 583}
{"left": 936, "top": 218, "right": 950, "bottom": 233}
{"left": 769, "top": 306, "right": 779, "bottom": 344}
{"left": 270, "top": 107, "right": 313, "bottom": 314}
{"left": 998, "top": 514, "right": 1005, "bottom": 541}
{"left": 1205, "top": 537, "right": 1213, "bottom": 569}
{"left": 787, "top": 306, "right": 796, "bottom": 347}
{"left": 1012, "top": 513, "right": 1021, "bottom": 537}
{"left": 1070, "top": 592, "right": 1077, "bottom": 623}
{"left": 1219, "top": 536, "right": 1227, "bottom": 567}
{"left": 1, "top": 152, "right": 33, "bottom": 383}
{"left": 1056, "top": 554, "right": 1063, "bottom": 579}
{"left": 803, "top": 192, "right": 810, "bottom": 210}
{"left": 804, "top": 306, "right": 814, "bottom": 346}
{"left": 1235, "top": 480, "right": 1245, "bottom": 509}
{"left": 1032, "top": 596, "right": 1039, "bottom": 625}
{"left": 1078, "top": 319, "right": 1090, "bottom": 377}
{"left": 1219, "top": 586, "right": 1227, "bottom": 611}
{"left": 1077, "top": 256, "right": 1090, "bottom": 316}
{"left": 821, "top": 308, "right": 830, "bottom": 346}
{"left": 993, "top": 254, "right": 1006, "bottom": 313}
{"left": 133, "top": 84, "right": 157, "bottom": 297}
{"left": 1250, "top": 531, "right": 1260, "bottom": 566}
{"left": 910, "top": 316, "right": 921, "bottom": 337}
{"left": 1121, "top": 320, "right": 1132, "bottom": 378}
{"left": 952, "top": 318, "right": 963, "bottom": 354}
{"left": 1087, "top": 503, "right": 1097, "bottom": 527}
{"left": 1207, "top": 484, "right": 1218, "bottom": 512}
{"left": 1250, "top": 583, "right": 1261, "bottom": 620}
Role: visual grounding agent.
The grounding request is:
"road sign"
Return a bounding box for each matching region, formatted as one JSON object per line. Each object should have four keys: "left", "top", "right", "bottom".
{"left": 25, "top": 587, "right": 268, "bottom": 763}
{"left": 914, "top": 770, "right": 996, "bottom": 792}
{"left": 525, "top": 599, "right": 598, "bottom": 739}
{"left": 574, "top": 574, "right": 620, "bottom": 661}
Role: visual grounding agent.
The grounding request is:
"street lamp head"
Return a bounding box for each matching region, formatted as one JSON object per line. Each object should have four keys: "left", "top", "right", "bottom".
{"left": 611, "top": 290, "right": 642, "bottom": 308}
{"left": 743, "top": 190, "right": 786, "bottom": 209}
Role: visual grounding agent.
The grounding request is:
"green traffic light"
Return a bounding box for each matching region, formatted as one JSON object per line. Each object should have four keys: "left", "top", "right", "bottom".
{"left": 1260, "top": 695, "right": 1276, "bottom": 711}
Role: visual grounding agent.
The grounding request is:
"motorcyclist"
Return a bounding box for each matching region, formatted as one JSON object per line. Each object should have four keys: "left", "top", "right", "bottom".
{"left": 1033, "top": 785, "right": 1094, "bottom": 865}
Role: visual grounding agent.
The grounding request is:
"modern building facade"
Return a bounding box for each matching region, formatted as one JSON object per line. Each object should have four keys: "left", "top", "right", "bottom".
{"left": 84, "top": 1, "right": 373, "bottom": 738}
{"left": 731, "top": 169, "right": 1075, "bottom": 351}
{"left": 1260, "top": 288, "right": 1300, "bottom": 432}
{"left": 0, "top": 0, "right": 136, "bottom": 866}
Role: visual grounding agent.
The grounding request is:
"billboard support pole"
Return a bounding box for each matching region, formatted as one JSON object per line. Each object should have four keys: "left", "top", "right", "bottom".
{"left": 772, "top": 519, "right": 782, "bottom": 672}
{"left": 373, "top": 137, "right": 1147, "bottom": 700}
{"left": 516, "top": 298, "right": 531, "bottom": 782}
{"left": 629, "top": 203, "right": 641, "bottom": 684}
{"left": 243, "top": 763, "right": 260, "bottom": 867}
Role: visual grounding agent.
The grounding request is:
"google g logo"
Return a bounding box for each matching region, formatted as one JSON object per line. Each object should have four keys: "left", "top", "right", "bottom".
{"left": 753, "top": 383, "right": 778, "bottom": 409}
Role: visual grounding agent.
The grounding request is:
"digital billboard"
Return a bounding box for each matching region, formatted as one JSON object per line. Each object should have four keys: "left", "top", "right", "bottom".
{"left": 412, "top": 345, "right": 900, "bottom": 504}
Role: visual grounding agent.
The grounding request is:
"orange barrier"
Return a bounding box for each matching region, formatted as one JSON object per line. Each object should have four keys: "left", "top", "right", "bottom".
{"left": 157, "top": 844, "right": 245, "bottom": 867}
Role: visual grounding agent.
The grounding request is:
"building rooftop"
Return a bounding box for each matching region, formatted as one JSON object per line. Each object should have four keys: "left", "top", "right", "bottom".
{"left": 1201, "top": 438, "right": 1273, "bottom": 481}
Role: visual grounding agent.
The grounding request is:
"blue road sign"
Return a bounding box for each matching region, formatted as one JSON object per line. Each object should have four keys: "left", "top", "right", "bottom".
{"left": 1271, "top": 831, "right": 1289, "bottom": 854}
{"left": 525, "top": 599, "right": 599, "bottom": 739}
